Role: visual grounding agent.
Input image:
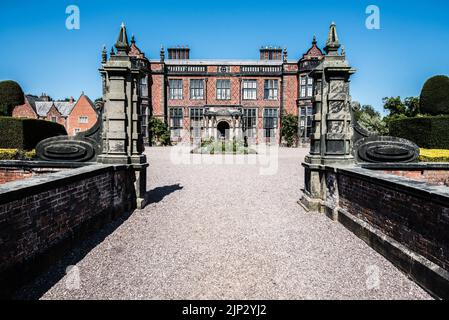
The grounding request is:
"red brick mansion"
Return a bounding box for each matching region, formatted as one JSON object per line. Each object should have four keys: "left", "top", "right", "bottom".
{"left": 123, "top": 30, "right": 324, "bottom": 145}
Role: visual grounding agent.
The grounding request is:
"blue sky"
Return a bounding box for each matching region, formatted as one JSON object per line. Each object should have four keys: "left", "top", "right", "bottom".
{"left": 0, "top": 0, "right": 448, "bottom": 114}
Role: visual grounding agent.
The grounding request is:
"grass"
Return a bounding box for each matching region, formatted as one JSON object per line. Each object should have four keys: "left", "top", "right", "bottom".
{"left": 0, "top": 149, "right": 36, "bottom": 160}
{"left": 419, "top": 148, "right": 449, "bottom": 162}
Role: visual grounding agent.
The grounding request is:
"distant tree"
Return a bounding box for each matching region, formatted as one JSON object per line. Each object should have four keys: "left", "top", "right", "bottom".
{"left": 0, "top": 80, "right": 25, "bottom": 116}
{"left": 354, "top": 104, "right": 380, "bottom": 121}
{"left": 404, "top": 96, "right": 420, "bottom": 117}
{"left": 148, "top": 117, "right": 171, "bottom": 146}
{"left": 420, "top": 75, "right": 449, "bottom": 115}
{"left": 281, "top": 113, "right": 299, "bottom": 147}
{"left": 383, "top": 96, "right": 406, "bottom": 116}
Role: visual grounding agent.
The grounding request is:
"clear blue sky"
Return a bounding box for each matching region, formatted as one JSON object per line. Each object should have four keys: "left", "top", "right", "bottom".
{"left": 1, "top": 0, "right": 448, "bottom": 113}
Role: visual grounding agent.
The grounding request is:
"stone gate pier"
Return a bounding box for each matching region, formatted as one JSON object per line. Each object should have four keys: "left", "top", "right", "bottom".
{"left": 300, "top": 23, "right": 449, "bottom": 299}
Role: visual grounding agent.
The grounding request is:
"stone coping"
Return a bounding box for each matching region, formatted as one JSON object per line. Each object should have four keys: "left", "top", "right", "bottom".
{"left": 0, "top": 160, "right": 96, "bottom": 169}
{"left": 360, "top": 162, "right": 449, "bottom": 170}
{"left": 0, "top": 164, "right": 129, "bottom": 204}
{"left": 331, "top": 166, "right": 449, "bottom": 207}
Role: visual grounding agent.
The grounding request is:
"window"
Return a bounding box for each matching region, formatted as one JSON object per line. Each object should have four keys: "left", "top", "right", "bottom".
{"left": 263, "top": 108, "right": 278, "bottom": 138}
{"left": 264, "top": 80, "right": 278, "bottom": 100}
{"left": 79, "top": 116, "right": 88, "bottom": 124}
{"left": 140, "top": 76, "right": 149, "bottom": 98}
{"left": 243, "top": 108, "right": 257, "bottom": 138}
{"left": 169, "top": 107, "right": 183, "bottom": 137}
{"left": 216, "top": 79, "right": 231, "bottom": 100}
{"left": 190, "top": 79, "right": 205, "bottom": 100}
{"left": 299, "top": 105, "right": 314, "bottom": 141}
{"left": 169, "top": 79, "right": 183, "bottom": 100}
{"left": 51, "top": 116, "right": 57, "bottom": 123}
{"left": 73, "top": 128, "right": 81, "bottom": 135}
{"left": 242, "top": 80, "right": 257, "bottom": 100}
{"left": 190, "top": 108, "right": 204, "bottom": 139}
{"left": 300, "top": 75, "right": 314, "bottom": 98}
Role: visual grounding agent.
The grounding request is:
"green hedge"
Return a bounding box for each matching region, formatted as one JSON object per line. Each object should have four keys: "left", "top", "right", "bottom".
{"left": 389, "top": 116, "right": 449, "bottom": 149}
{"left": 0, "top": 117, "right": 67, "bottom": 150}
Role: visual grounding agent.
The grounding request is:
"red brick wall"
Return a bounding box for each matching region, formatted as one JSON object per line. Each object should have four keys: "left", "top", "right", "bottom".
{"left": 283, "top": 74, "right": 299, "bottom": 115}
{"left": 383, "top": 170, "right": 449, "bottom": 186}
{"left": 66, "top": 95, "right": 98, "bottom": 136}
{"left": 337, "top": 169, "right": 449, "bottom": 270}
{"left": 12, "top": 101, "right": 37, "bottom": 119}
{"left": 0, "top": 169, "right": 33, "bottom": 184}
{"left": 44, "top": 105, "right": 66, "bottom": 128}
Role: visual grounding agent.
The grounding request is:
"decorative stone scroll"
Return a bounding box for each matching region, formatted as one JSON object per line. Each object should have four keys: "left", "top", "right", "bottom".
{"left": 36, "top": 103, "right": 103, "bottom": 162}
{"left": 354, "top": 136, "right": 419, "bottom": 163}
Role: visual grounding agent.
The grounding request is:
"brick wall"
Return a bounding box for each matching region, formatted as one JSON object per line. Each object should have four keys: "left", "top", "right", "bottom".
{"left": 66, "top": 95, "right": 98, "bottom": 136}
{"left": 0, "top": 164, "right": 137, "bottom": 296}
{"left": 0, "top": 167, "right": 63, "bottom": 185}
{"left": 336, "top": 168, "right": 449, "bottom": 271}
{"left": 383, "top": 169, "right": 449, "bottom": 186}
{"left": 12, "top": 101, "right": 37, "bottom": 119}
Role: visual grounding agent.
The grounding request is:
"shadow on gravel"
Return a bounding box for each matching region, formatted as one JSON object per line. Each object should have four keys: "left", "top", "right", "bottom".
{"left": 146, "top": 184, "right": 183, "bottom": 204}
{"left": 12, "top": 210, "right": 134, "bottom": 300}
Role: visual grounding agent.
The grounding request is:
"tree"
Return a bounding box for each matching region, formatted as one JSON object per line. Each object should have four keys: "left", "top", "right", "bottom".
{"left": 281, "top": 113, "right": 299, "bottom": 147}
{"left": 354, "top": 104, "right": 380, "bottom": 121}
{"left": 0, "top": 80, "right": 25, "bottom": 116}
{"left": 148, "top": 117, "right": 171, "bottom": 146}
{"left": 420, "top": 75, "right": 449, "bottom": 115}
{"left": 383, "top": 96, "right": 406, "bottom": 116}
{"left": 404, "top": 96, "right": 420, "bottom": 117}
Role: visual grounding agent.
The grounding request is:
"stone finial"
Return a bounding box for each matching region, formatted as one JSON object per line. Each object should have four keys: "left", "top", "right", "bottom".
{"left": 131, "top": 34, "right": 136, "bottom": 44}
{"left": 115, "top": 23, "right": 130, "bottom": 55}
{"left": 324, "top": 22, "right": 341, "bottom": 55}
{"left": 312, "top": 35, "right": 317, "bottom": 45}
{"left": 110, "top": 46, "right": 115, "bottom": 56}
{"left": 102, "top": 45, "right": 107, "bottom": 63}
{"left": 283, "top": 48, "right": 288, "bottom": 62}
{"left": 160, "top": 45, "right": 165, "bottom": 62}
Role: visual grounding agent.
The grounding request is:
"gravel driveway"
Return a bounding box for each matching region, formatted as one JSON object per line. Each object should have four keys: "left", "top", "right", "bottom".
{"left": 19, "top": 147, "right": 430, "bottom": 300}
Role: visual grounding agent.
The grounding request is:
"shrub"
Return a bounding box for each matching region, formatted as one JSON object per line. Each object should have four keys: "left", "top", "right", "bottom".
{"left": 419, "top": 149, "right": 449, "bottom": 163}
{"left": 281, "top": 113, "right": 298, "bottom": 147}
{"left": 389, "top": 115, "right": 449, "bottom": 149}
{"left": 420, "top": 75, "right": 449, "bottom": 116}
{"left": 0, "top": 117, "right": 67, "bottom": 150}
{"left": 0, "top": 149, "right": 36, "bottom": 160}
{"left": 148, "top": 117, "right": 171, "bottom": 146}
{"left": 0, "top": 80, "right": 25, "bottom": 116}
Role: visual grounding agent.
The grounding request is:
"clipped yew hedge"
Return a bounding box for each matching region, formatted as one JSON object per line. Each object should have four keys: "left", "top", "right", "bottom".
{"left": 0, "top": 117, "right": 67, "bottom": 150}
{"left": 389, "top": 115, "right": 449, "bottom": 149}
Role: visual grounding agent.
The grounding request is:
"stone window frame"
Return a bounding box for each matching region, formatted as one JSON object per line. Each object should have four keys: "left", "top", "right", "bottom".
{"left": 189, "top": 107, "right": 204, "bottom": 138}
{"left": 169, "top": 107, "right": 183, "bottom": 137}
{"left": 300, "top": 75, "right": 314, "bottom": 98}
{"left": 243, "top": 108, "right": 257, "bottom": 138}
{"left": 79, "top": 116, "right": 88, "bottom": 124}
{"left": 190, "top": 79, "right": 205, "bottom": 100}
{"left": 242, "top": 80, "right": 257, "bottom": 100}
{"left": 216, "top": 79, "right": 231, "bottom": 100}
{"left": 169, "top": 79, "right": 183, "bottom": 100}
{"left": 73, "top": 128, "right": 81, "bottom": 135}
{"left": 51, "top": 116, "right": 57, "bottom": 123}
{"left": 263, "top": 108, "right": 279, "bottom": 138}
{"left": 264, "top": 79, "right": 279, "bottom": 100}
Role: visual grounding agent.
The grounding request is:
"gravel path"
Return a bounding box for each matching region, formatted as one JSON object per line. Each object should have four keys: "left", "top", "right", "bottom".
{"left": 21, "top": 147, "right": 430, "bottom": 300}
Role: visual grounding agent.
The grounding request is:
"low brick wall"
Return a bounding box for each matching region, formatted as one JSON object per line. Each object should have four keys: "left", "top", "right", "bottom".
{"left": 322, "top": 165, "right": 449, "bottom": 298}
{"left": 0, "top": 161, "right": 90, "bottom": 185}
{"left": 0, "top": 164, "right": 137, "bottom": 298}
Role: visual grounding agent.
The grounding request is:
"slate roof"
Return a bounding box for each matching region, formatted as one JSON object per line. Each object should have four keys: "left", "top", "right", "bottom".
{"left": 34, "top": 101, "right": 75, "bottom": 117}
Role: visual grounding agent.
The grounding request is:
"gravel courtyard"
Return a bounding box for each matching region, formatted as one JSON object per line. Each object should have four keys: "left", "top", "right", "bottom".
{"left": 21, "top": 147, "right": 430, "bottom": 300}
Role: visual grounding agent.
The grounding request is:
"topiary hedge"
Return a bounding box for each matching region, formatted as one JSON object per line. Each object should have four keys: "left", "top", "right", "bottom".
{"left": 0, "top": 117, "right": 67, "bottom": 150}
{"left": 0, "top": 80, "right": 25, "bottom": 116}
{"left": 420, "top": 75, "right": 449, "bottom": 116}
{"left": 389, "top": 115, "right": 449, "bottom": 149}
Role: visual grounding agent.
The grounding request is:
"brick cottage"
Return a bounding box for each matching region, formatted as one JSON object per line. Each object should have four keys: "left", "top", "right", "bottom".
{"left": 12, "top": 93, "right": 98, "bottom": 136}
